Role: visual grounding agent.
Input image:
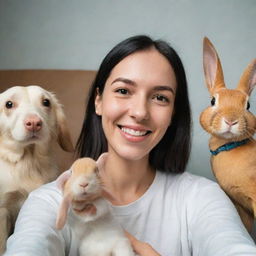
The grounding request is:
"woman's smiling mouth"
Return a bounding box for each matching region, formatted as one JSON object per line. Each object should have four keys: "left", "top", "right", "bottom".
{"left": 118, "top": 125, "right": 151, "bottom": 137}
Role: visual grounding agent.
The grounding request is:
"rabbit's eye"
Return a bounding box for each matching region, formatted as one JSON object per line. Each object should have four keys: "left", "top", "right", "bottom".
{"left": 211, "top": 97, "right": 216, "bottom": 106}
{"left": 247, "top": 101, "right": 250, "bottom": 110}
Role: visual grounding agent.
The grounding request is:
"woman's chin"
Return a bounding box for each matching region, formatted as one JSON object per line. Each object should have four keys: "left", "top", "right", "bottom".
{"left": 111, "top": 147, "right": 150, "bottom": 162}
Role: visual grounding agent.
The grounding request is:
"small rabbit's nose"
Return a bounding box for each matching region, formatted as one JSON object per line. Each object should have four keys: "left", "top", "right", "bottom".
{"left": 79, "top": 183, "right": 89, "bottom": 188}
{"left": 224, "top": 119, "right": 238, "bottom": 127}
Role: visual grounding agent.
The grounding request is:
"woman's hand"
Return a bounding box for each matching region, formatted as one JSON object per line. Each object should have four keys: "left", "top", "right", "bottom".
{"left": 125, "top": 231, "right": 161, "bottom": 256}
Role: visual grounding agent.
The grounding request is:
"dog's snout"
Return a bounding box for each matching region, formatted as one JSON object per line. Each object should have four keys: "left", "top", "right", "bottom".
{"left": 24, "top": 115, "right": 42, "bottom": 132}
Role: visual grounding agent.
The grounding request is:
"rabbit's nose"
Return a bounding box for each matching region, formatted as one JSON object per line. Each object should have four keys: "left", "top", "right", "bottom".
{"left": 224, "top": 119, "right": 238, "bottom": 127}
{"left": 79, "top": 183, "right": 89, "bottom": 188}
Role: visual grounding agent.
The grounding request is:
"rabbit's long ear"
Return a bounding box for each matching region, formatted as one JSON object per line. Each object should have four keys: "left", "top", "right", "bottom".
{"left": 236, "top": 59, "right": 256, "bottom": 95}
{"left": 56, "top": 194, "right": 71, "bottom": 230}
{"left": 96, "top": 153, "right": 108, "bottom": 170}
{"left": 203, "top": 37, "right": 225, "bottom": 93}
{"left": 56, "top": 170, "right": 72, "bottom": 191}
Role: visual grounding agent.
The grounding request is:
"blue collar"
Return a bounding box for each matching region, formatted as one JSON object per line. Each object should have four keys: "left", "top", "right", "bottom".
{"left": 210, "top": 139, "right": 250, "bottom": 156}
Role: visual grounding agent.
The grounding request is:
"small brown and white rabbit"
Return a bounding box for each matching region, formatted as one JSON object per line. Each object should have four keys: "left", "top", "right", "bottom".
{"left": 200, "top": 37, "right": 256, "bottom": 232}
{"left": 55, "top": 155, "right": 135, "bottom": 256}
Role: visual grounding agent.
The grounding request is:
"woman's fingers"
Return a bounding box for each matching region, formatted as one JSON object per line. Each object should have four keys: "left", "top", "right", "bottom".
{"left": 125, "top": 231, "right": 161, "bottom": 256}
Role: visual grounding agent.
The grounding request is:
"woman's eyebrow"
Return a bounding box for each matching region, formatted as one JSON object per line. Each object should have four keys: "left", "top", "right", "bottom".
{"left": 153, "top": 85, "right": 175, "bottom": 95}
{"left": 111, "top": 77, "right": 136, "bottom": 86}
{"left": 111, "top": 78, "right": 175, "bottom": 95}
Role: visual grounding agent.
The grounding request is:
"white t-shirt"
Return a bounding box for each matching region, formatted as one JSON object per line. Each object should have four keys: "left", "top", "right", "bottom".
{"left": 4, "top": 171, "right": 256, "bottom": 256}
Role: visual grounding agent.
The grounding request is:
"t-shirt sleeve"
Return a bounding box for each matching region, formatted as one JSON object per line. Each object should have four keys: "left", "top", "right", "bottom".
{"left": 4, "top": 183, "right": 67, "bottom": 256}
{"left": 187, "top": 178, "right": 256, "bottom": 256}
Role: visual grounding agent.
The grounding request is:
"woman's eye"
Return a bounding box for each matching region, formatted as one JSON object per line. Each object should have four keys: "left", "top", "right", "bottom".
{"left": 153, "top": 94, "right": 169, "bottom": 103}
{"left": 115, "top": 88, "right": 129, "bottom": 95}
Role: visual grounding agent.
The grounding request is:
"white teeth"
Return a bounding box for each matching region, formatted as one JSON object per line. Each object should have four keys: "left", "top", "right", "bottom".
{"left": 121, "top": 127, "right": 148, "bottom": 136}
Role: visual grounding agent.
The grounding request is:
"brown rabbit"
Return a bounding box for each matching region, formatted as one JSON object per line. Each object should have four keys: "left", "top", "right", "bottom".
{"left": 200, "top": 37, "right": 256, "bottom": 232}
{"left": 55, "top": 155, "right": 135, "bottom": 256}
{"left": 55, "top": 157, "right": 102, "bottom": 230}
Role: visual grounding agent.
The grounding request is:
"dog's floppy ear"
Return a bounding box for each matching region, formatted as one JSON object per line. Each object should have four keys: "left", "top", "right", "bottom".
{"left": 51, "top": 94, "right": 74, "bottom": 152}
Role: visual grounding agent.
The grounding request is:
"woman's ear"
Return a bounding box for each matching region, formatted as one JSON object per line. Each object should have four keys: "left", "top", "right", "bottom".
{"left": 95, "top": 88, "right": 103, "bottom": 116}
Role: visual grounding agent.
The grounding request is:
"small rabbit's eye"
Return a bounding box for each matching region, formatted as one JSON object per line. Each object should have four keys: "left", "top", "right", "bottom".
{"left": 42, "top": 99, "right": 51, "bottom": 107}
{"left": 247, "top": 101, "right": 250, "bottom": 110}
{"left": 211, "top": 97, "right": 216, "bottom": 106}
{"left": 5, "top": 101, "right": 13, "bottom": 109}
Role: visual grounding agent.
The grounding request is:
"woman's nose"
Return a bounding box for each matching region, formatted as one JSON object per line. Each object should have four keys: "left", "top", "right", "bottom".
{"left": 129, "top": 96, "right": 149, "bottom": 122}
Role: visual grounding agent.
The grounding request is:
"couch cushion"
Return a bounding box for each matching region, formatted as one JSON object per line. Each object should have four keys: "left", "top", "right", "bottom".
{"left": 0, "top": 70, "right": 96, "bottom": 171}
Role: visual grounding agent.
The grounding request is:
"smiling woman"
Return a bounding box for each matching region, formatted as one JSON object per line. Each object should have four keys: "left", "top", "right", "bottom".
{"left": 94, "top": 48, "right": 176, "bottom": 161}
{"left": 4, "top": 36, "right": 256, "bottom": 256}
{"left": 77, "top": 36, "right": 191, "bottom": 175}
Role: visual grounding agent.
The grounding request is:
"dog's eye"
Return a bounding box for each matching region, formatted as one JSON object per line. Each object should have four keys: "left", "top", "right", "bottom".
{"left": 211, "top": 97, "right": 216, "bottom": 106}
{"left": 247, "top": 101, "right": 250, "bottom": 110}
{"left": 42, "top": 99, "right": 51, "bottom": 107}
{"left": 5, "top": 101, "right": 13, "bottom": 109}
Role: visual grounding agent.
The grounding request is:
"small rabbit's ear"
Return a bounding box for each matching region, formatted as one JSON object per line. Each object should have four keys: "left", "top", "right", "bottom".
{"left": 96, "top": 153, "right": 108, "bottom": 170}
{"left": 237, "top": 59, "right": 256, "bottom": 95}
{"left": 56, "top": 194, "right": 71, "bottom": 230}
{"left": 203, "top": 37, "right": 225, "bottom": 93}
{"left": 56, "top": 170, "right": 72, "bottom": 191}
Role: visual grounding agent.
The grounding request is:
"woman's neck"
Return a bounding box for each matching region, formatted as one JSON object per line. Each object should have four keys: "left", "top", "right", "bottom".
{"left": 102, "top": 152, "right": 155, "bottom": 206}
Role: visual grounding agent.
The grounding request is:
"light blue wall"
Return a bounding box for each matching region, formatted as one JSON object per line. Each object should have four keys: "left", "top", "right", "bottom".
{"left": 0, "top": 0, "right": 256, "bottom": 189}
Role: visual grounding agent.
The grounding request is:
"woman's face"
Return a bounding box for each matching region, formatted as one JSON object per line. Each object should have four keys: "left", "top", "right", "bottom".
{"left": 95, "top": 48, "right": 177, "bottom": 161}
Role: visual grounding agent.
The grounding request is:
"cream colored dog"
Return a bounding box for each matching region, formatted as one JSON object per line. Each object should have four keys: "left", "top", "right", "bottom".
{"left": 0, "top": 85, "right": 74, "bottom": 253}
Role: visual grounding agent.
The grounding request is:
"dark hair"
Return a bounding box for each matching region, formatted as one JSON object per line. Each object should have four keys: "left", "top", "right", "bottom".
{"left": 76, "top": 35, "right": 191, "bottom": 173}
